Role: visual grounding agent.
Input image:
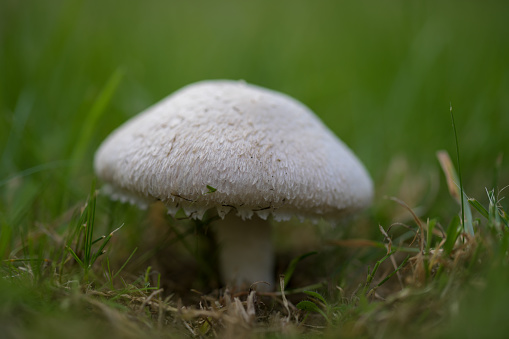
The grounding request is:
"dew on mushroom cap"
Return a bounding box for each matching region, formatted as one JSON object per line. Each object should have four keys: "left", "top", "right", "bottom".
{"left": 94, "top": 80, "right": 373, "bottom": 290}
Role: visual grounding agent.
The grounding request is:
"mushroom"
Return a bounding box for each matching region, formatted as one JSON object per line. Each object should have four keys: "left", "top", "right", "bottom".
{"left": 94, "top": 80, "right": 373, "bottom": 290}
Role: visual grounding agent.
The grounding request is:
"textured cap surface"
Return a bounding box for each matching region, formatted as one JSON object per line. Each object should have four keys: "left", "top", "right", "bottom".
{"left": 94, "top": 80, "right": 373, "bottom": 221}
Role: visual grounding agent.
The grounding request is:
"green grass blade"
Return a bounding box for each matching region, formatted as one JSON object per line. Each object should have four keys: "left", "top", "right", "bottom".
{"left": 0, "top": 88, "right": 35, "bottom": 175}
{"left": 296, "top": 300, "right": 330, "bottom": 323}
{"left": 91, "top": 235, "right": 106, "bottom": 246}
{"left": 112, "top": 247, "right": 138, "bottom": 281}
{"left": 437, "top": 149, "right": 474, "bottom": 236}
{"left": 90, "top": 223, "right": 124, "bottom": 265}
{"left": 444, "top": 215, "right": 461, "bottom": 255}
{"left": 69, "top": 69, "right": 123, "bottom": 173}
{"left": 449, "top": 105, "right": 475, "bottom": 236}
{"left": 66, "top": 246, "right": 84, "bottom": 267}
{"left": 364, "top": 249, "right": 397, "bottom": 293}
{"left": 0, "top": 161, "right": 69, "bottom": 188}
{"left": 84, "top": 180, "right": 97, "bottom": 268}
{"left": 376, "top": 255, "right": 410, "bottom": 288}
{"left": 426, "top": 219, "right": 437, "bottom": 253}
{"left": 283, "top": 251, "right": 317, "bottom": 288}
{"left": 450, "top": 104, "right": 465, "bottom": 227}
{"left": 499, "top": 209, "right": 509, "bottom": 227}
{"left": 303, "top": 290, "right": 327, "bottom": 305}
{"left": 462, "top": 194, "right": 474, "bottom": 235}
{"left": 468, "top": 198, "right": 489, "bottom": 219}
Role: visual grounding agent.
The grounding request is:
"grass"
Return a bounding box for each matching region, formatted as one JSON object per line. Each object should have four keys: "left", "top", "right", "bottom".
{"left": 2, "top": 0, "right": 509, "bottom": 338}
{"left": 2, "top": 162, "right": 509, "bottom": 338}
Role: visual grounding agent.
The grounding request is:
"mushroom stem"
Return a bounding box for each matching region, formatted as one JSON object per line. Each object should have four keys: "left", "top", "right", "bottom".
{"left": 214, "top": 213, "right": 274, "bottom": 291}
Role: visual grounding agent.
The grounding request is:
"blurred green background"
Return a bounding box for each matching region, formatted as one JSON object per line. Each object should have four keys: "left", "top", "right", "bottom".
{"left": 1, "top": 0, "right": 508, "bottom": 216}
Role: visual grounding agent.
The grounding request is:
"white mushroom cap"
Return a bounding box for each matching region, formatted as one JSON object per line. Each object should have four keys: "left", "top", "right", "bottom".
{"left": 94, "top": 80, "right": 373, "bottom": 222}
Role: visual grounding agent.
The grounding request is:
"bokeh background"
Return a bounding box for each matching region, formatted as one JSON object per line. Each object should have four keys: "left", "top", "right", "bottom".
{"left": 2, "top": 1, "right": 508, "bottom": 198}
{"left": 1, "top": 0, "right": 508, "bottom": 280}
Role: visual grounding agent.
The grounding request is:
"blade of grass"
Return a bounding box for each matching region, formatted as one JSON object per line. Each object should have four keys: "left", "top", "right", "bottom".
{"left": 69, "top": 68, "right": 123, "bottom": 174}
{"left": 0, "top": 160, "right": 70, "bottom": 188}
{"left": 449, "top": 104, "right": 474, "bottom": 236}
{"left": 487, "top": 189, "right": 503, "bottom": 229}
{"left": 111, "top": 247, "right": 138, "bottom": 282}
{"left": 468, "top": 198, "right": 489, "bottom": 220}
{"left": 443, "top": 215, "right": 461, "bottom": 255}
{"left": 328, "top": 239, "right": 421, "bottom": 253}
{"left": 303, "top": 290, "right": 327, "bottom": 305}
{"left": 426, "top": 218, "right": 437, "bottom": 253}
{"left": 90, "top": 224, "right": 124, "bottom": 265}
{"left": 84, "top": 180, "right": 97, "bottom": 270}
{"left": 296, "top": 300, "right": 330, "bottom": 324}
{"left": 363, "top": 249, "right": 397, "bottom": 294}
{"left": 437, "top": 150, "right": 474, "bottom": 236}
{"left": 389, "top": 197, "right": 425, "bottom": 252}
{"left": 376, "top": 254, "right": 410, "bottom": 288}
{"left": 66, "top": 246, "right": 84, "bottom": 267}
{"left": 0, "top": 88, "right": 35, "bottom": 175}
{"left": 450, "top": 103, "right": 465, "bottom": 226}
{"left": 166, "top": 220, "right": 215, "bottom": 278}
{"left": 283, "top": 251, "right": 317, "bottom": 288}
{"left": 273, "top": 281, "right": 326, "bottom": 296}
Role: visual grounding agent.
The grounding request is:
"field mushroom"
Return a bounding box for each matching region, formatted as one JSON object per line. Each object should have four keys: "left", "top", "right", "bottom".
{"left": 94, "top": 80, "right": 373, "bottom": 290}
